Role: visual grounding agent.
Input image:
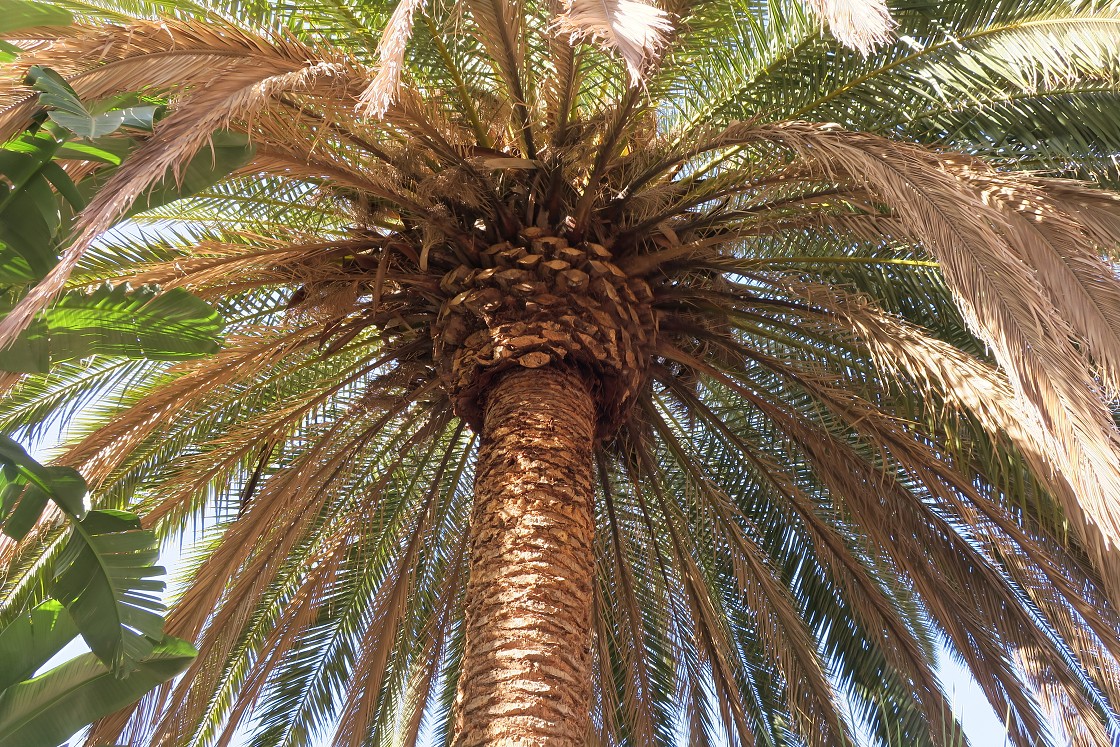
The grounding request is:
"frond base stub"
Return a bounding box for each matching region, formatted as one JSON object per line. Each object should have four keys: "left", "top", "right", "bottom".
{"left": 432, "top": 230, "right": 657, "bottom": 438}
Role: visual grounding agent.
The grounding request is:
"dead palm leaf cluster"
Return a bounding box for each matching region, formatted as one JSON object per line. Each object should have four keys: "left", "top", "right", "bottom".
{"left": 3, "top": 0, "right": 1120, "bottom": 745}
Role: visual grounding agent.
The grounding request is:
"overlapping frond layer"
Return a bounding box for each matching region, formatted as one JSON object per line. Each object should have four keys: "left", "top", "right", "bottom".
{"left": 81, "top": 346, "right": 457, "bottom": 745}
{"left": 2, "top": 0, "right": 1120, "bottom": 745}
{"left": 784, "top": 282, "right": 1110, "bottom": 564}
{"left": 155, "top": 409, "right": 449, "bottom": 747}
{"left": 0, "top": 20, "right": 369, "bottom": 352}
{"left": 658, "top": 338, "right": 1120, "bottom": 744}
{"left": 732, "top": 124, "right": 1120, "bottom": 587}
{"left": 661, "top": 2, "right": 1120, "bottom": 184}
{"left": 655, "top": 374, "right": 959, "bottom": 743}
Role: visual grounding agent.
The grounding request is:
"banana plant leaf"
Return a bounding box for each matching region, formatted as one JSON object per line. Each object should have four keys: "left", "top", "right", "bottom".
{"left": 25, "top": 67, "right": 129, "bottom": 140}
{"left": 0, "top": 131, "right": 68, "bottom": 282}
{"left": 0, "top": 435, "right": 86, "bottom": 535}
{"left": 73, "top": 129, "right": 255, "bottom": 218}
{"left": 0, "top": 0, "right": 70, "bottom": 33}
{"left": 0, "top": 68, "right": 237, "bottom": 373}
{"left": 0, "top": 437, "right": 165, "bottom": 673}
{"left": 0, "top": 285, "right": 225, "bottom": 373}
{"left": 52, "top": 510, "right": 166, "bottom": 671}
{"left": 0, "top": 636, "right": 197, "bottom": 747}
{"left": 0, "top": 601, "right": 79, "bottom": 691}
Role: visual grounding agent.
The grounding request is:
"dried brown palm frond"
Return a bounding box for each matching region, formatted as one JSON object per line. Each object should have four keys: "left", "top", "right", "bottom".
{"left": 385, "top": 508, "right": 469, "bottom": 747}
{"left": 208, "top": 521, "right": 355, "bottom": 746}
{"left": 0, "top": 372, "right": 23, "bottom": 399}
{"left": 660, "top": 341, "right": 1120, "bottom": 744}
{"left": 168, "top": 410, "right": 443, "bottom": 745}
{"left": 0, "top": 20, "right": 329, "bottom": 140}
{"left": 957, "top": 172, "right": 1120, "bottom": 396}
{"left": 738, "top": 123, "right": 1120, "bottom": 570}
{"left": 61, "top": 326, "right": 322, "bottom": 483}
{"left": 1044, "top": 182, "right": 1120, "bottom": 258}
{"left": 91, "top": 397, "right": 448, "bottom": 747}
{"left": 0, "top": 329, "right": 329, "bottom": 602}
{"left": 1019, "top": 648, "right": 1114, "bottom": 747}
{"left": 350, "top": 420, "right": 469, "bottom": 731}
{"left": 0, "top": 21, "right": 373, "bottom": 353}
{"left": 107, "top": 238, "right": 374, "bottom": 292}
{"left": 641, "top": 409, "right": 871, "bottom": 747}
{"left": 800, "top": 368, "right": 1120, "bottom": 684}
{"left": 541, "top": 0, "right": 578, "bottom": 137}
{"left": 783, "top": 281, "right": 1120, "bottom": 600}
{"left": 136, "top": 348, "right": 422, "bottom": 531}
{"left": 830, "top": 396, "right": 1120, "bottom": 739}
{"left": 801, "top": 0, "right": 895, "bottom": 55}
{"left": 358, "top": 0, "right": 428, "bottom": 117}
{"left": 612, "top": 119, "right": 768, "bottom": 196}
{"left": 552, "top": 0, "right": 673, "bottom": 85}
{"left": 329, "top": 479, "right": 434, "bottom": 747}
{"left": 673, "top": 279, "right": 1120, "bottom": 712}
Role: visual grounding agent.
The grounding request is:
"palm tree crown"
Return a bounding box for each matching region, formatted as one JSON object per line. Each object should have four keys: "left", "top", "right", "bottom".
{"left": 3, "top": 0, "right": 1120, "bottom": 745}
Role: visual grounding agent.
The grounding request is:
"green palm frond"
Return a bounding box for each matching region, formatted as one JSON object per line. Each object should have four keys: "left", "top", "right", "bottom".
{"left": 2, "top": 0, "right": 1120, "bottom": 745}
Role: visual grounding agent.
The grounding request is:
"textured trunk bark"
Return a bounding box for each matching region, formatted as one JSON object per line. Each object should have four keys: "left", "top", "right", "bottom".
{"left": 451, "top": 366, "right": 597, "bottom": 747}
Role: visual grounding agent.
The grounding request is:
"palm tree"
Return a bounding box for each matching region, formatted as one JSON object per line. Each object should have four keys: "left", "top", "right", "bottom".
{"left": 3, "top": 0, "right": 1120, "bottom": 745}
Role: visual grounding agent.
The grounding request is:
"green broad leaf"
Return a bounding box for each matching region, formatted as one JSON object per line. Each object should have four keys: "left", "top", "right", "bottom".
{"left": 0, "top": 172, "right": 60, "bottom": 277}
{"left": 117, "top": 106, "right": 158, "bottom": 132}
{"left": 54, "top": 139, "right": 128, "bottom": 166}
{"left": 0, "top": 600, "right": 80, "bottom": 691}
{"left": 24, "top": 67, "right": 87, "bottom": 119}
{"left": 0, "top": 133, "right": 64, "bottom": 281}
{"left": 0, "top": 317, "right": 48, "bottom": 371}
{"left": 0, "top": 285, "right": 225, "bottom": 373}
{"left": 0, "top": 436, "right": 87, "bottom": 539}
{"left": 127, "top": 130, "right": 255, "bottom": 216}
{"left": 0, "top": 440, "right": 168, "bottom": 674}
{"left": 0, "top": 2, "right": 72, "bottom": 36}
{"left": 39, "top": 162, "right": 84, "bottom": 212}
{"left": 1, "top": 483, "right": 48, "bottom": 541}
{"left": 0, "top": 244, "right": 34, "bottom": 283}
{"left": 52, "top": 510, "right": 166, "bottom": 672}
{"left": 0, "top": 434, "right": 76, "bottom": 492}
{"left": 0, "top": 477, "right": 20, "bottom": 517}
{"left": 25, "top": 68, "right": 130, "bottom": 140}
{"left": 7, "top": 173, "right": 61, "bottom": 241}
{"left": 45, "top": 110, "right": 126, "bottom": 140}
{"left": 0, "top": 135, "right": 59, "bottom": 189}
{"left": 0, "top": 134, "right": 63, "bottom": 219}
{"left": 36, "top": 468, "right": 85, "bottom": 516}
{"left": 45, "top": 285, "right": 225, "bottom": 360}
{"left": 0, "top": 636, "right": 196, "bottom": 747}
{"left": 68, "top": 130, "right": 253, "bottom": 219}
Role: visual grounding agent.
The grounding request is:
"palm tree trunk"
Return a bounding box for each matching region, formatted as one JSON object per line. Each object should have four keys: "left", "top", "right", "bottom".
{"left": 451, "top": 365, "right": 597, "bottom": 747}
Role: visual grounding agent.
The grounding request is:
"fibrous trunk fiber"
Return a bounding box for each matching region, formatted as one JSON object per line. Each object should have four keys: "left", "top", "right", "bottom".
{"left": 451, "top": 366, "right": 596, "bottom": 746}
